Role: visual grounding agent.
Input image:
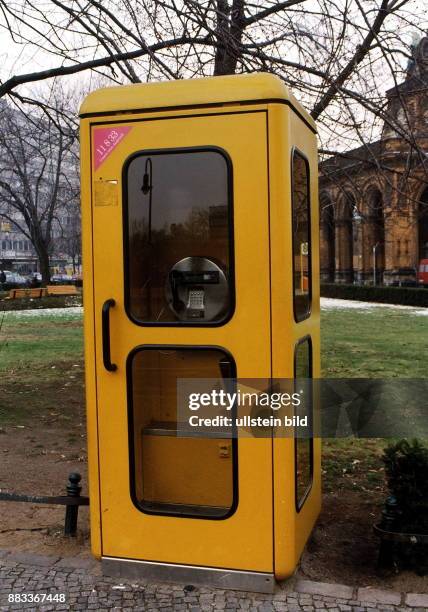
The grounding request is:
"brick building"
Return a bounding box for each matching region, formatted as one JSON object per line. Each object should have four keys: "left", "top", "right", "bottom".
{"left": 319, "top": 36, "right": 428, "bottom": 285}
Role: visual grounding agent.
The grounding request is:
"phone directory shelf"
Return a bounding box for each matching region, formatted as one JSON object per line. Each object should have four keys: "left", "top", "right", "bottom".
{"left": 142, "top": 421, "right": 233, "bottom": 439}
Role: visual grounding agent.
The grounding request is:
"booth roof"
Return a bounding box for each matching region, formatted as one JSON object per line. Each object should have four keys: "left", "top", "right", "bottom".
{"left": 79, "top": 72, "right": 316, "bottom": 130}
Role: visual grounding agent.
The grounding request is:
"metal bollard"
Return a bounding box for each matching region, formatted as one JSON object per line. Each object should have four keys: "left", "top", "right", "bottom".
{"left": 64, "top": 472, "right": 82, "bottom": 536}
{"left": 377, "top": 495, "right": 400, "bottom": 575}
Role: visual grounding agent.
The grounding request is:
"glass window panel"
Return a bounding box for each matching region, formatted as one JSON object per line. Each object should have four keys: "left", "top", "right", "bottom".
{"left": 292, "top": 150, "right": 311, "bottom": 321}
{"left": 129, "top": 347, "right": 236, "bottom": 519}
{"left": 125, "top": 149, "right": 232, "bottom": 324}
{"left": 295, "top": 338, "right": 313, "bottom": 509}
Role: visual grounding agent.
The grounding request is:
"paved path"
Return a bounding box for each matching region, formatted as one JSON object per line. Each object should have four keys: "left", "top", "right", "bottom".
{"left": 1, "top": 552, "right": 427, "bottom": 611}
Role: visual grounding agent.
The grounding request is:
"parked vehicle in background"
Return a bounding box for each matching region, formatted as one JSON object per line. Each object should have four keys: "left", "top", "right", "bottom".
{"left": 22, "top": 272, "right": 41, "bottom": 285}
{"left": 4, "top": 271, "right": 27, "bottom": 286}
{"left": 50, "top": 273, "right": 74, "bottom": 284}
{"left": 417, "top": 259, "right": 428, "bottom": 287}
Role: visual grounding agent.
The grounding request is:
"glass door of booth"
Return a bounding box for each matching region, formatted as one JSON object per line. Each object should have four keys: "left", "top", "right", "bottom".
{"left": 90, "top": 110, "right": 273, "bottom": 573}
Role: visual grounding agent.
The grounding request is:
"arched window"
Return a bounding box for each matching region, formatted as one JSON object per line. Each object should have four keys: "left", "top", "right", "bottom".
{"left": 339, "top": 193, "right": 356, "bottom": 283}
{"left": 320, "top": 195, "right": 335, "bottom": 282}
{"left": 366, "top": 188, "right": 385, "bottom": 284}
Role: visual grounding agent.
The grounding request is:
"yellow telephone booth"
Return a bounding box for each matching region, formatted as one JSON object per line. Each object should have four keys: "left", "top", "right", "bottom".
{"left": 80, "top": 73, "right": 321, "bottom": 593}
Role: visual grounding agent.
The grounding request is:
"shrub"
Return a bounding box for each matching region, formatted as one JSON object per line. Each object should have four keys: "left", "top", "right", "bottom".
{"left": 321, "top": 283, "right": 428, "bottom": 307}
{"left": 383, "top": 439, "right": 428, "bottom": 533}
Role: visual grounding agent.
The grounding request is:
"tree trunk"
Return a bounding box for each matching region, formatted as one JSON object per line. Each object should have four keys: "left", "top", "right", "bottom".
{"left": 213, "top": 0, "right": 245, "bottom": 76}
{"left": 36, "top": 247, "right": 51, "bottom": 286}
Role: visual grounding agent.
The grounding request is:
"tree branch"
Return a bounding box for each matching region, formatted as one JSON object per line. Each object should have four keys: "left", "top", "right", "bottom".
{"left": 243, "top": 0, "right": 307, "bottom": 27}
{"left": 0, "top": 35, "right": 209, "bottom": 98}
{"left": 311, "top": 0, "right": 391, "bottom": 119}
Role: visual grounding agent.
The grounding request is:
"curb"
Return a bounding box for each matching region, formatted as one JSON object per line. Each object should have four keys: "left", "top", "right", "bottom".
{"left": 294, "top": 578, "right": 428, "bottom": 608}
{"left": 1, "top": 549, "right": 427, "bottom": 608}
{"left": 1, "top": 550, "right": 100, "bottom": 575}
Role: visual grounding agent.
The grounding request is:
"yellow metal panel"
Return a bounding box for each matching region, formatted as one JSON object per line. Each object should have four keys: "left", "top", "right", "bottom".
{"left": 86, "top": 110, "right": 274, "bottom": 572}
{"left": 267, "top": 104, "right": 321, "bottom": 579}
{"left": 79, "top": 73, "right": 316, "bottom": 133}
{"left": 141, "top": 436, "right": 233, "bottom": 507}
{"left": 289, "top": 108, "right": 322, "bottom": 569}
{"left": 82, "top": 78, "right": 321, "bottom": 579}
{"left": 80, "top": 120, "right": 102, "bottom": 559}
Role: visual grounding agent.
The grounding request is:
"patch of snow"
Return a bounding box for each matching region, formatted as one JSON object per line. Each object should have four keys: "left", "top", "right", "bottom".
{"left": 3, "top": 301, "right": 427, "bottom": 319}
{"left": 321, "top": 297, "right": 428, "bottom": 316}
{"left": 3, "top": 306, "right": 83, "bottom": 319}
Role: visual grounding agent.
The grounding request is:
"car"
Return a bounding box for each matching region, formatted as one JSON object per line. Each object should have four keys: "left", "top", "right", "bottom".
{"left": 51, "top": 273, "right": 74, "bottom": 284}
{"left": 4, "top": 271, "right": 27, "bottom": 286}
{"left": 417, "top": 259, "right": 428, "bottom": 287}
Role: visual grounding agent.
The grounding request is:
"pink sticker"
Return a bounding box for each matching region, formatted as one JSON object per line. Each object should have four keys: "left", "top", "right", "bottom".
{"left": 93, "top": 126, "right": 132, "bottom": 170}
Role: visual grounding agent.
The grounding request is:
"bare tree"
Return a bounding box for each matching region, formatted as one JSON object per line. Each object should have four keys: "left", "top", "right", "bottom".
{"left": 53, "top": 199, "right": 82, "bottom": 274}
{"left": 0, "top": 92, "right": 78, "bottom": 284}
{"left": 0, "top": 1, "right": 425, "bottom": 142}
{"left": 0, "top": 0, "right": 427, "bottom": 246}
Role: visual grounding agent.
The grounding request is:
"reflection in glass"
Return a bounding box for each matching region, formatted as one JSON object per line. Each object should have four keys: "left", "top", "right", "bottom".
{"left": 292, "top": 150, "right": 311, "bottom": 321}
{"left": 129, "top": 348, "right": 236, "bottom": 518}
{"left": 295, "top": 338, "right": 313, "bottom": 509}
{"left": 125, "top": 150, "right": 231, "bottom": 323}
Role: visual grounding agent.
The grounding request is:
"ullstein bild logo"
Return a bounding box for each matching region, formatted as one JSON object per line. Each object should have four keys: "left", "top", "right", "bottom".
{"left": 187, "top": 414, "right": 308, "bottom": 428}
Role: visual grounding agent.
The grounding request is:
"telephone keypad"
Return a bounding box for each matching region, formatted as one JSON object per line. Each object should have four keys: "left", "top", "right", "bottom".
{"left": 187, "top": 289, "right": 205, "bottom": 310}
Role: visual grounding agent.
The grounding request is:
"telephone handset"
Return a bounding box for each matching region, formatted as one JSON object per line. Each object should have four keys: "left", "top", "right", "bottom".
{"left": 165, "top": 257, "right": 229, "bottom": 322}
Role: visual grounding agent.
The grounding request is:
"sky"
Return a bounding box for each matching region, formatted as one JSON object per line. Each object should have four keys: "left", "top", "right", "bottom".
{"left": 0, "top": 0, "right": 426, "bottom": 151}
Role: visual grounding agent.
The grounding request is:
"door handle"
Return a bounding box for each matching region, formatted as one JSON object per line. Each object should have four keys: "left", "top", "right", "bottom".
{"left": 102, "top": 299, "right": 117, "bottom": 372}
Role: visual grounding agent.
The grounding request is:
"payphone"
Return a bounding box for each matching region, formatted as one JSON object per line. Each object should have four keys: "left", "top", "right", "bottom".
{"left": 166, "top": 257, "right": 229, "bottom": 321}
{"left": 80, "top": 73, "right": 321, "bottom": 592}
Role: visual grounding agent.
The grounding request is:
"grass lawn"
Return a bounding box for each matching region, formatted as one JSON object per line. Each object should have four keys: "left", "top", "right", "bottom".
{"left": 2, "top": 303, "right": 426, "bottom": 376}
{"left": 0, "top": 309, "right": 84, "bottom": 425}
{"left": 321, "top": 306, "right": 428, "bottom": 378}
{"left": 321, "top": 305, "right": 428, "bottom": 491}
{"left": 0, "top": 302, "right": 427, "bottom": 588}
{"left": 0, "top": 309, "right": 83, "bottom": 372}
{"left": 0, "top": 303, "right": 427, "bottom": 474}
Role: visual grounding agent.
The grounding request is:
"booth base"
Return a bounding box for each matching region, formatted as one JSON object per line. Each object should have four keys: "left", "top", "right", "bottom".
{"left": 102, "top": 557, "right": 276, "bottom": 594}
